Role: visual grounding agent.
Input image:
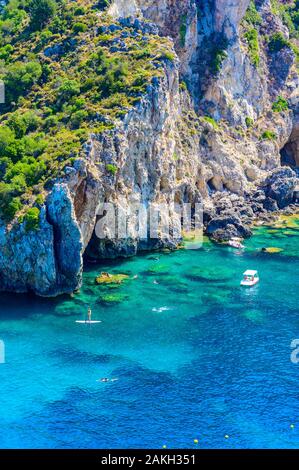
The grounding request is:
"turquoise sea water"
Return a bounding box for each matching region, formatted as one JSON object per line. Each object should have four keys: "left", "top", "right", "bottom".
{"left": 0, "top": 219, "right": 299, "bottom": 449}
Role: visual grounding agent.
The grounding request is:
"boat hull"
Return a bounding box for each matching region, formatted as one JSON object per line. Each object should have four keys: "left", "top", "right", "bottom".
{"left": 240, "top": 278, "right": 259, "bottom": 287}
{"left": 228, "top": 242, "right": 244, "bottom": 249}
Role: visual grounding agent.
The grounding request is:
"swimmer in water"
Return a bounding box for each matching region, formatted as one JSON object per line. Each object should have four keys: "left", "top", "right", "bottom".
{"left": 97, "top": 378, "right": 118, "bottom": 383}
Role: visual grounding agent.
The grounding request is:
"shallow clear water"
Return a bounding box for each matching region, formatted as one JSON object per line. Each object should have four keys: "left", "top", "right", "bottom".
{"left": 0, "top": 219, "right": 298, "bottom": 449}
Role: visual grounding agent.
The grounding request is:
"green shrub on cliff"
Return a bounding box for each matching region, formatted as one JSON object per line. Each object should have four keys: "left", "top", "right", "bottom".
{"left": 211, "top": 46, "right": 228, "bottom": 75}
{"left": 56, "top": 79, "right": 81, "bottom": 105}
{"left": 4, "top": 197, "right": 22, "bottom": 222}
{"left": 0, "top": 0, "right": 174, "bottom": 222}
{"left": 29, "top": 0, "right": 57, "bottom": 31}
{"left": 268, "top": 32, "right": 290, "bottom": 52}
{"left": 244, "top": 28, "right": 260, "bottom": 66}
{"left": 0, "top": 44, "right": 13, "bottom": 60}
{"left": 24, "top": 207, "right": 40, "bottom": 232}
{"left": 161, "top": 51, "right": 175, "bottom": 62}
{"left": 105, "top": 164, "right": 118, "bottom": 175}
{"left": 203, "top": 116, "right": 219, "bottom": 130}
{"left": 180, "top": 15, "right": 187, "bottom": 47}
{"left": 260, "top": 130, "right": 277, "bottom": 141}
{"left": 97, "top": 0, "right": 112, "bottom": 9}
{"left": 244, "top": 1, "right": 262, "bottom": 26}
{"left": 271, "top": 0, "right": 299, "bottom": 40}
{"left": 272, "top": 96, "right": 289, "bottom": 112}
{"left": 268, "top": 30, "right": 299, "bottom": 64}
{"left": 4, "top": 61, "right": 43, "bottom": 106}
{"left": 0, "top": 5, "right": 27, "bottom": 42}
{"left": 7, "top": 111, "right": 41, "bottom": 139}
{"left": 245, "top": 117, "right": 254, "bottom": 128}
{"left": 179, "top": 80, "right": 187, "bottom": 91}
{"left": 0, "top": 183, "right": 22, "bottom": 222}
{"left": 72, "top": 22, "right": 88, "bottom": 34}
{"left": 35, "top": 194, "right": 45, "bottom": 206}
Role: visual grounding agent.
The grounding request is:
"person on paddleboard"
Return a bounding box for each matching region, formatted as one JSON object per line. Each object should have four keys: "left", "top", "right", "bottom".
{"left": 87, "top": 307, "right": 92, "bottom": 323}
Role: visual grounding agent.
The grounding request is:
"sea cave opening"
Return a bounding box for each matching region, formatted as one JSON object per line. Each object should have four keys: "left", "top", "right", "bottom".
{"left": 280, "top": 124, "right": 299, "bottom": 171}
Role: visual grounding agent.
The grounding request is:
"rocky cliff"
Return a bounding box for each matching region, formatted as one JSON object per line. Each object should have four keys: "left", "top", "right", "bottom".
{"left": 0, "top": 0, "right": 298, "bottom": 296}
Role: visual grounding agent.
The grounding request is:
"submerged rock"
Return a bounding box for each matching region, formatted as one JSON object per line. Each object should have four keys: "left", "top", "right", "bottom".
{"left": 185, "top": 266, "right": 231, "bottom": 283}
{"left": 147, "top": 264, "right": 169, "bottom": 275}
{"left": 263, "top": 247, "right": 284, "bottom": 254}
{"left": 99, "top": 293, "right": 129, "bottom": 305}
{"left": 95, "top": 272, "right": 129, "bottom": 285}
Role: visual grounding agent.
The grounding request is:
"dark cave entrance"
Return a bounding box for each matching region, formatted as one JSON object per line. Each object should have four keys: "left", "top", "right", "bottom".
{"left": 207, "top": 176, "right": 223, "bottom": 193}
{"left": 280, "top": 125, "right": 299, "bottom": 169}
{"left": 207, "top": 178, "right": 217, "bottom": 193}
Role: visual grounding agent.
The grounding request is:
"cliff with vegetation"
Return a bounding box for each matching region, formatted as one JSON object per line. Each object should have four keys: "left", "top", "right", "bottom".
{"left": 0, "top": 0, "right": 298, "bottom": 295}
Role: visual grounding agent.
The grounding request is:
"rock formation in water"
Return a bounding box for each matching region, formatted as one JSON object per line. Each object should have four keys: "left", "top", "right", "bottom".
{"left": 0, "top": 0, "right": 298, "bottom": 295}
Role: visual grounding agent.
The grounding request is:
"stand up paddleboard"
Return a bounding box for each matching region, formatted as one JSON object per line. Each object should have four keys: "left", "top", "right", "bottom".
{"left": 76, "top": 320, "right": 102, "bottom": 324}
{"left": 76, "top": 307, "right": 101, "bottom": 324}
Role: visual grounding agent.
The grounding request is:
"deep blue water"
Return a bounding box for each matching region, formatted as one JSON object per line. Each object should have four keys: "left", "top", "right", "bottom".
{"left": 0, "top": 220, "right": 298, "bottom": 449}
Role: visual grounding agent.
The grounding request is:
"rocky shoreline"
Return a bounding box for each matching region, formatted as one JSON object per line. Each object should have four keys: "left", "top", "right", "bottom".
{"left": 205, "top": 167, "right": 299, "bottom": 242}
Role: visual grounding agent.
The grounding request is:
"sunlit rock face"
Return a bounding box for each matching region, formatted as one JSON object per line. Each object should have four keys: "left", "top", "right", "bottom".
{"left": 213, "top": 0, "right": 251, "bottom": 37}
{"left": 109, "top": 0, "right": 250, "bottom": 40}
{"left": 109, "top": 0, "right": 293, "bottom": 121}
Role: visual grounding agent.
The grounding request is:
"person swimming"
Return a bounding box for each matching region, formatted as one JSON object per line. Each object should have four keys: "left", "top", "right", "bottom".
{"left": 97, "top": 378, "right": 118, "bottom": 383}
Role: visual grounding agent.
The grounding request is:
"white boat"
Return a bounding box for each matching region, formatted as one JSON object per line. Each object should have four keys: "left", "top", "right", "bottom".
{"left": 240, "top": 270, "right": 259, "bottom": 287}
{"left": 228, "top": 238, "right": 245, "bottom": 249}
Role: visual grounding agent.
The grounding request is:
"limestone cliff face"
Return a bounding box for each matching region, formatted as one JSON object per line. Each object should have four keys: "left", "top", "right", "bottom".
{"left": 213, "top": 0, "right": 251, "bottom": 36}
{"left": 0, "top": 0, "right": 298, "bottom": 296}
{"left": 109, "top": 0, "right": 249, "bottom": 41}
{"left": 109, "top": 0, "right": 298, "bottom": 182}
{"left": 72, "top": 60, "right": 204, "bottom": 261}
{"left": 0, "top": 184, "right": 82, "bottom": 296}
{"left": 109, "top": 1, "right": 251, "bottom": 103}
{"left": 111, "top": 0, "right": 295, "bottom": 121}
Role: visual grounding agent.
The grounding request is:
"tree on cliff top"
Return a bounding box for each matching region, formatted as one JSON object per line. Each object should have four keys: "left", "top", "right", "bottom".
{"left": 29, "top": 0, "right": 57, "bottom": 30}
